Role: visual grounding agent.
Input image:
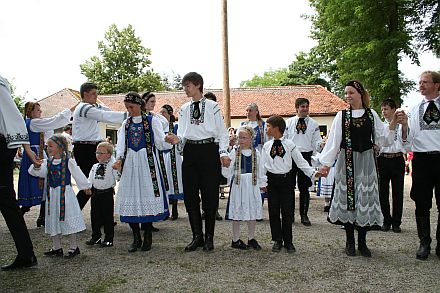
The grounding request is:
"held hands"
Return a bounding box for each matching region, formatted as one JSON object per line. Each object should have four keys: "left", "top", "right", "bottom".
{"left": 112, "top": 160, "right": 122, "bottom": 172}
{"left": 165, "top": 133, "right": 179, "bottom": 145}
{"left": 319, "top": 165, "right": 330, "bottom": 178}
{"left": 390, "top": 109, "right": 408, "bottom": 129}
{"left": 84, "top": 188, "right": 92, "bottom": 196}
{"left": 220, "top": 156, "right": 231, "bottom": 168}
{"left": 260, "top": 187, "right": 267, "bottom": 193}
{"left": 33, "top": 159, "right": 43, "bottom": 169}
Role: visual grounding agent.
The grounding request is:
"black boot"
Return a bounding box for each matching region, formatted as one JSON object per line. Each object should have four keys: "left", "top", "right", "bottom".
{"left": 1, "top": 254, "right": 37, "bottom": 271}
{"left": 128, "top": 223, "right": 142, "bottom": 253}
{"left": 185, "top": 210, "right": 204, "bottom": 252}
{"left": 203, "top": 209, "right": 216, "bottom": 251}
{"left": 171, "top": 201, "right": 178, "bottom": 220}
{"left": 416, "top": 217, "right": 431, "bottom": 260}
{"left": 345, "top": 223, "right": 356, "bottom": 256}
{"left": 358, "top": 227, "right": 372, "bottom": 257}
{"left": 36, "top": 203, "right": 45, "bottom": 227}
{"left": 141, "top": 223, "right": 152, "bottom": 251}
{"left": 300, "top": 194, "right": 311, "bottom": 226}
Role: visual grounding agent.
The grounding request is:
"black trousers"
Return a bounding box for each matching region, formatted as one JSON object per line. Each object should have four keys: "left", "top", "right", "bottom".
{"left": 291, "top": 151, "right": 313, "bottom": 215}
{"left": 267, "top": 172, "right": 294, "bottom": 244}
{"left": 0, "top": 137, "right": 34, "bottom": 259}
{"left": 378, "top": 155, "right": 405, "bottom": 226}
{"left": 182, "top": 143, "right": 220, "bottom": 235}
{"left": 73, "top": 143, "right": 99, "bottom": 209}
{"left": 411, "top": 153, "right": 440, "bottom": 218}
{"left": 91, "top": 188, "right": 114, "bottom": 242}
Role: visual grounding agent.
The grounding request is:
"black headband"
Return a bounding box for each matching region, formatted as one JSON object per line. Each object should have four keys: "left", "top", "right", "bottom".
{"left": 345, "top": 80, "right": 365, "bottom": 95}
{"left": 124, "top": 92, "right": 143, "bottom": 105}
{"left": 162, "top": 104, "right": 173, "bottom": 115}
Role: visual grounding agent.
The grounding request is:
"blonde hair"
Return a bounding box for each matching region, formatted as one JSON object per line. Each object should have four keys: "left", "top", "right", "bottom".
{"left": 97, "top": 141, "right": 114, "bottom": 154}
{"left": 48, "top": 134, "right": 69, "bottom": 158}
{"left": 237, "top": 125, "right": 255, "bottom": 141}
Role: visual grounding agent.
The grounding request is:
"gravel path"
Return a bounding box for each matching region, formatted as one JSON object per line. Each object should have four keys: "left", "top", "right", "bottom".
{"left": 1, "top": 176, "right": 440, "bottom": 292}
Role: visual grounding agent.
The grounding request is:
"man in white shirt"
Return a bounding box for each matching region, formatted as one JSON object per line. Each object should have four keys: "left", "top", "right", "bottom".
{"left": 0, "top": 75, "right": 37, "bottom": 270}
{"left": 73, "top": 82, "right": 126, "bottom": 209}
{"left": 403, "top": 70, "right": 440, "bottom": 260}
{"left": 378, "top": 99, "right": 407, "bottom": 233}
{"left": 285, "top": 98, "right": 323, "bottom": 226}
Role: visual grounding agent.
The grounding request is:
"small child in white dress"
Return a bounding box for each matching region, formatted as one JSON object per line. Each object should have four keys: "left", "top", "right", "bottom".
{"left": 222, "top": 126, "right": 267, "bottom": 250}
{"left": 29, "top": 134, "right": 92, "bottom": 258}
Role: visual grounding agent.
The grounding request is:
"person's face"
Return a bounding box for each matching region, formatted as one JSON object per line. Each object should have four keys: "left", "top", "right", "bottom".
{"left": 419, "top": 74, "right": 440, "bottom": 98}
{"left": 228, "top": 128, "right": 236, "bottom": 136}
{"left": 183, "top": 81, "right": 201, "bottom": 98}
{"left": 30, "top": 104, "right": 42, "bottom": 119}
{"left": 46, "top": 140, "right": 60, "bottom": 158}
{"left": 344, "top": 86, "right": 362, "bottom": 108}
{"left": 237, "top": 130, "right": 252, "bottom": 149}
{"left": 144, "top": 96, "right": 156, "bottom": 112}
{"left": 246, "top": 107, "right": 258, "bottom": 120}
{"left": 296, "top": 103, "right": 309, "bottom": 118}
{"left": 381, "top": 105, "right": 396, "bottom": 121}
{"left": 83, "top": 89, "right": 98, "bottom": 104}
{"left": 124, "top": 101, "right": 142, "bottom": 117}
{"left": 159, "top": 108, "right": 171, "bottom": 121}
{"left": 266, "top": 123, "right": 275, "bottom": 137}
{"left": 95, "top": 146, "right": 112, "bottom": 163}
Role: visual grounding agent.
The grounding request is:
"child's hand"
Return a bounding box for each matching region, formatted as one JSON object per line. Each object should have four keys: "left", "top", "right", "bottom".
{"left": 221, "top": 156, "right": 231, "bottom": 168}
{"left": 84, "top": 189, "right": 92, "bottom": 196}
{"left": 165, "top": 133, "right": 179, "bottom": 145}
{"left": 33, "top": 159, "right": 43, "bottom": 169}
{"left": 112, "top": 160, "right": 122, "bottom": 171}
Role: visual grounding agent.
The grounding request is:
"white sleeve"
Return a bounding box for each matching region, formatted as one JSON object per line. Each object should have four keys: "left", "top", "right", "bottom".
{"left": 88, "top": 164, "right": 96, "bottom": 186}
{"left": 82, "top": 104, "right": 126, "bottom": 124}
{"left": 372, "top": 109, "right": 395, "bottom": 147}
{"left": 152, "top": 117, "right": 173, "bottom": 151}
{"left": 69, "top": 159, "right": 92, "bottom": 190}
{"left": 28, "top": 159, "right": 48, "bottom": 178}
{"left": 213, "top": 103, "right": 229, "bottom": 156}
{"left": 319, "top": 111, "right": 343, "bottom": 167}
{"left": 311, "top": 121, "right": 323, "bottom": 152}
{"left": 221, "top": 150, "right": 236, "bottom": 181}
{"left": 116, "top": 121, "right": 127, "bottom": 159}
{"left": 29, "top": 109, "right": 72, "bottom": 132}
{"left": 284, "top": 118, "right": 294, "bottom": 140}
{"left": 257, "top": 150, "right": 267, "bottom": 188}
{"left": 290, "top": 144, "right": 314, "bottom": 178}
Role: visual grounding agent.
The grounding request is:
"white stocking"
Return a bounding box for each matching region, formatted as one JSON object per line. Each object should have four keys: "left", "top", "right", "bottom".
{"left": 247, "top": 220, "right": 256, "bottom": 240}
{"left": 232, "top": 221, "right": 240, "bottom": 242}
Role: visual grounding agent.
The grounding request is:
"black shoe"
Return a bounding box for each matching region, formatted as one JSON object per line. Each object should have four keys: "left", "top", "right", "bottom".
{"left": 284, "top": 243, "right": 296, "bottom": 253}
{"left": 1, "top": 254, "right": 37, "bottom": 271}
{"left": 358, "top": 245, "right": 372, "bottom": 257}
{"left": 151, "top": 225, "right": 159, "bottom": 232}
{"left": 185, "top": 235, "right": 204, "bottom": 252}
{"left": 323, "top": 206, "right": 330, "bottom": 213}
{"left": 141, "top": 230, "right": 152, "bottom": 251}
{"left": 416, "top": 243, "right": 431, "bottom": 260}
{"left": 231, "top": 239, "right": 248, "bottom": 250}
{"left": 247, "top": 239, "right": 262, "bottom": 250}
{"left": 272, "top": 241, "right": 283, "bottom": 252}
{"left": 256, "top": 219, "right": 263, "bottom": 222}
{"left": 301, "top": 215, "right": 311, "bottom": 226}
{"left": 345, "top": 242, "right": 356, "bottom": 256}
{"left": 64, "top": 247, "right": 80, "bottom": 259}
{"left": 85, "top": 238, "right": 101, "bottom": 246}
{"left": 100, "top": 241, "right": 113, "bottom": 247}
{"left": 215, "top": 211, "right": 223, "bottom": 221}
{"left": 392, "top": 225, "right": 401, "bottom": 233}
{"left": 44, "top": 248, "right": 64, "bottom": 257}
{"left": 381, "top": 224, "right": 391, "bottom": 232}
{"left": 203, "top": 235, "right": 214, "bottom": 251}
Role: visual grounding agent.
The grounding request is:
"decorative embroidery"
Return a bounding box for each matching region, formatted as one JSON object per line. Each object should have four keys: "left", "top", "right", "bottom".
{"left": 296, "top": 117, "right": 307, "bottom": 134}
{"left": 46, "top": 156, "right": 69, "bottom": 221}
{"left": 128, "top": 124, "right": 143, "bottom": 148}
{"left": 169, "top": 122, "right": 179, "bottom": 194}
{"left": 6, "top": 133, "right": 28, "bottom": 144}
{"left": 234, "top": 147, "right": 257, "bottom": 186}
{"left": 418, "top": 101, "right": 440, "bottom": 130}
{"left": 190, "top": 98, "right": 206, "bottom": 125}
{"left": 94, "top": 163, "right": 107, "bottom": 179}
{"left": 158, "top": 150, "right": 169, "bottom": 191}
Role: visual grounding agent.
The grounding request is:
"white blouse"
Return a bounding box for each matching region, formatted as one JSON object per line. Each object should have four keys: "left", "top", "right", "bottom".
{"left": 29, "top": 108, "right": 72, "bottom": 143}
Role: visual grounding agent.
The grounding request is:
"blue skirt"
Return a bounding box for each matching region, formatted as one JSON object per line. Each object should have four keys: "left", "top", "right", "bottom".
{"left": 17, "top": 149, "right": 44, "bottom": 207}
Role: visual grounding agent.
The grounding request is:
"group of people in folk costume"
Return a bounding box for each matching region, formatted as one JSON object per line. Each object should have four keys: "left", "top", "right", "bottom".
{"left": 1, "top": 70, "right": 439, "bottom": 271}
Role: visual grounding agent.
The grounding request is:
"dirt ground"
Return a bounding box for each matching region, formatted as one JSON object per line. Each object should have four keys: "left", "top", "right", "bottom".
{"left": 1, "top": 175, "right": 440, "bottom": 293}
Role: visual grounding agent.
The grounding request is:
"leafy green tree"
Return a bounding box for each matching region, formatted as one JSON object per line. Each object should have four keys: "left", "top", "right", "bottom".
{"left": 80, "top": 24, "right": 164, "bottom": 94}
{"left": 5, "top": 78, "right": 26, "bottom": 113}
{"left": 411, "top": 0, "right": 440, "bottom": 57}
{"left": 162, "top": 73, "right": 183, "bottom": 91}
{"left": 240, "top": 68, "right": 290, "bottom": 87}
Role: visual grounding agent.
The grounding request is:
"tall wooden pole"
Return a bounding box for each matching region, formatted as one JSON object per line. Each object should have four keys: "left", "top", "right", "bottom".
{"left": 222, "top": 0, "right": 231, "bottom": 127}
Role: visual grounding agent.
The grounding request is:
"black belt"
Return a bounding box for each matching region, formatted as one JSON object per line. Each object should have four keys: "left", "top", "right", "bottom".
{"left": 186, "top": 138, "right": 215, "bottom": 145}
{"left": 267, "top": 172, "right": 289, "bottom": 178}
{"left": 379, "top": 152, "right": 403, "bottom": 159}
{"left": 414, "top": 151, "right": 440, "bottom": 156}
{"left": 73, "top": 141, "right": 101, "bottom": 145}
{"left": 94, "top": 187, "right": 114, "bottom": 194}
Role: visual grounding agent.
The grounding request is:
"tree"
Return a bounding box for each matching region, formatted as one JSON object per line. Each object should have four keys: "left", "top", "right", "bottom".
{"left": 240, "top": 68, "right": 290, "bottom": 87}
{"left": 162, "top": 72, "right": 183, "bottom": 91}
{"left": 411, "top": 0, "right": 440, "bottom": 57}
{"left": 5, "top": 78, "right": 26, "bottom": 113}
{"left": 80, "top": 24, "right": 164, "bottom": 94}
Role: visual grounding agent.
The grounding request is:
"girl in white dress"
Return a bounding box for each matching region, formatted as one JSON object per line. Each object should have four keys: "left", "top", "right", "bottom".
{"left": 113, "top": 93, "right": 173, "bottom": 252}
{"left": 222, "top": 126, "right": 267, "bottom": 250}
{"left": 29, "top": 134, "right": 91, "bottom": 258}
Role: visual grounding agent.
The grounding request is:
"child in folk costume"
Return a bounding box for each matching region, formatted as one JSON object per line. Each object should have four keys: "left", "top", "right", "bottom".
{"left": 28, "top": 134, "right": 92, "bottom": 258}
{"left": 159, "top": 104, "right": 184, "bottom": 220}
{"left": 18, "top": 101, "right": 74, "bottom": 227}
{"left": 222, "top": 126, "right": 266, "bottom": 250}
{"left": 86, "top": 142, "right": 120, "bottom": 247}
{"left": 113, "top": 93, "right": 173, "bottom": 252}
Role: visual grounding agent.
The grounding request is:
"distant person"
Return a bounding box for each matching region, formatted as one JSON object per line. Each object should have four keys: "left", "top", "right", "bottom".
{"left": 0, "top": 75, "right": 37, "bottom": 270}
{"left": 241, "top": 103, "right": 268, "bottom": 152}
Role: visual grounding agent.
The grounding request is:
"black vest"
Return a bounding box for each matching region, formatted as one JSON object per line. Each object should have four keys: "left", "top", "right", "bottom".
{"left": 341, "top": 110, "right": 373, "bottom": 152}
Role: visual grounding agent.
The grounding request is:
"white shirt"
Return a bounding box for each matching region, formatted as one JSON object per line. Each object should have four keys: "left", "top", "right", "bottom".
{"left": 115, "top": 115, "right": 173, "bottom": 159}
{"left": 261, "top": 137, "right": 316, "bottom": 178}
{"left": 320, "top": 109, "right": 395, "bottom": 167}
{"left": 285, "top": 116, "right": 322, "bottom": 153}
{"left": 29, "top": 109, "right": 72, "bottom": 144}
{"left": 72, "top": 102, "right": 127, "bottom": 142}
{"left": 177, "top": 97, "right": 229, "bottom": 156}
{"left": 405, "top": 96, "right": 440, "bottom": 152}
{"left": 0, "top": 75, "right": 29, "bottom": 148}
{"left": 379, "top": 121, "right": 405, "bottom": 154}
{"left": 88, "top": 157, "right": 120, "bottom": 190}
